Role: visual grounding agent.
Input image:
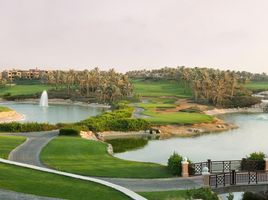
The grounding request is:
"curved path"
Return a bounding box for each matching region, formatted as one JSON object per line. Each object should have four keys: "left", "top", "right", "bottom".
{"left": 7, "top": 131, "right": 59, "bottom": 167}
{"left": 6, "top": 131, "right": 203, "bottom": 192}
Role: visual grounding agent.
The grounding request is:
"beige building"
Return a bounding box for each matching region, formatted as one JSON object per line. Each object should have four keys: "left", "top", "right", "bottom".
{"left": 2, "top": 68, "right": 50, "bottom": 80}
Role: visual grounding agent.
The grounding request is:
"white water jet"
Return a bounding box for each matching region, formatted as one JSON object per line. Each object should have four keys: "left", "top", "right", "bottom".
{"left": 39, "top": 90, "right": 48, "bottom": 107}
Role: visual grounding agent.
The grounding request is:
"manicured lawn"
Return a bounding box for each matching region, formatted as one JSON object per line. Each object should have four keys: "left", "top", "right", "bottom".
{"left": 139, "top": 190, "right": 188, "bottom": 200}
{"left": 143, "top": 110, "right": 213, "bottom": 125}
{"left": 41, "top": 136, "right": 171, "bottom": 178}
{"left": 106, "top": 138, "right": 148, "bottom": 153}
{"left": 0, "top": 135, "right": 26, "bottom": 158}
{"left": 0, "top": 84, "right": 54, "bottom": 97}
{"left": 132, "top": 79, "right": 192, "bottom": 98}
{"left": 0, "top": 163, "right": 130, "bottom": 200}
{"left": 246, "top": 81, "right": 268, "bottom": 92}
{"left": 0, "top": 106, "right": 12, "bottom": 112}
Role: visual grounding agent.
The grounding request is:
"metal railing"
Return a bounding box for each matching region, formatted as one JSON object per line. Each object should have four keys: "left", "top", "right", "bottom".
{"left": 189, "top": 159, "right": 264, "bottom": 176}
{"left": 209, "top": 170, "right": 268, "bottom": 188}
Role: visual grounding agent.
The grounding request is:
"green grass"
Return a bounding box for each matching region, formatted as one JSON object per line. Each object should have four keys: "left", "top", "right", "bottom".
{"left": 41, "top": 136, "right": 171, "bottom": 178}
{"left": 143, "top": 109, "right": 213, "bottom": 125}
{"left": 132, "top": 79, "right": 192, "bottom": 97}
{"left": 106, "top": 138, "right": 148, "bottom": 153}
{"left": 139, "top": 190, "right": 188, "bottom": 200}
{"left": 0, "top": 106, "right": 12, "bottom": 112}
{"left": 0, "top": 163, "right": 129, "bottom": 200}
{"left": 0, "top": 135, "right": 26, "bottom": 158}
{"left": 0, "top": 84, "right": 53, "bottom": 97}
{"left": 246, "top": 81, "right": 268, "bottom": 92}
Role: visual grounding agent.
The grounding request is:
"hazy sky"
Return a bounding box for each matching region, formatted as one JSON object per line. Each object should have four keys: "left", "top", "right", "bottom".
{"left": 0, "top": 0, "right": 268, "bottom": 73}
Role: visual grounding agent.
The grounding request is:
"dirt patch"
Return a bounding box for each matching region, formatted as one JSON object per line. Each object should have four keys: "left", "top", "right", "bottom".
{"left": 154, "top": 117, "right": 238, "bottom": 139}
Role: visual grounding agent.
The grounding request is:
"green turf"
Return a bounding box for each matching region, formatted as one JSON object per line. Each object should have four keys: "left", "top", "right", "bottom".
{"left": 246, "top": 81, "right": 268, "bottom": 91}
{"left": 0, "top": 135, "right": 26, "bottom": 158}
{"left": 132, "top": 79, "right": 192, "bottom": 97}
{"left": 143, "top": 109, "right": 213, "bottom": 125}
{"left": 41, "top": 136, "right": 171, "bottom": 178}
{"left": 0, "top": 84, "right": 54, "bottom": 97}
{"left": 0, "top": 106, "right": 12, "bottom": 112}
{"left": 0, "top": 163, "right": 129, "bottom": 200}
{"left": 139, "top": 190, "right": 188, "bottom": 200}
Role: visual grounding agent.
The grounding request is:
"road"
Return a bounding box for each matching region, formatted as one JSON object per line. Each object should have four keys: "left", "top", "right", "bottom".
{"left": 6, "top": 131, "right": 203, "bottom": 192}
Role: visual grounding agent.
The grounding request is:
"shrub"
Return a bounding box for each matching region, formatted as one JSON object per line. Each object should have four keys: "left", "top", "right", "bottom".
{"left": 243, "top": 191, "right": 266, "bottom": 200}
{"left": 241, "top": 152, "right": 265, "bottom": 171}
{"left": 59, "top": 125, "right": 88, "bottom": 136}
{"left": 222, "top": 96, "right": 261, "bottom": 108}
{"left": 187, "top": 188, "right": 218, "bottom": 200}
{"left": 80, "top": 106, "right": 151, "bottom": 132}
{"left": 167, "top": 152, "right": 183, "bottom": 176}
{"left": 0, "top": 122, "right": 57, "bottom": 132}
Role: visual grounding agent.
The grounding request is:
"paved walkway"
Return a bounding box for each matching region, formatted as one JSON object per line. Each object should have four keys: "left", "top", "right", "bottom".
{"left": 7, "top": 131, "right": 58, "bottom": 167}
{"left": 0, "top": 189, "right": 62, "bottom": 200}
{"left": 5, "top": 131, "right": 203, "bottom": 192}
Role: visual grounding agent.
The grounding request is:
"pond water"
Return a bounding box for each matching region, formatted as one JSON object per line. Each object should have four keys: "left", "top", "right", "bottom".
{"left": 0, "top": 102, "right": 105, "bottom": 124}
{"left": 115, "top": 113, "right": 268, "bottom": 164}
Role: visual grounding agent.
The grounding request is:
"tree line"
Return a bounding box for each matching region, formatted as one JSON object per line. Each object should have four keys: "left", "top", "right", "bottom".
{"left": 40, "top": 68, "right": 133, "bottom": 103}
{"left": 127, "top": 67, "right": 261, "bottom": 107}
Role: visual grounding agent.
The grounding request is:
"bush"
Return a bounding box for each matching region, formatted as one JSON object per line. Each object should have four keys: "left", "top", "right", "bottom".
{"left": 187, "top": 188, "right": 218, "bottom": 200}
{"left": 0, "top": 122, "right": 57, "bottom": 132}
{"left": 80, "top": 106, "right": 151, "bottom": 132}
{"left": 243, "top": 191, "right": 266, "bottom": 200}
{"left": 222, "top": 95, "right": 261, "bottom": 108}
{"left": 59, "top": 125, "right": 88, "bottom": 136}
{"left": 167, "top": 152, "right": 183, "bottom": 176}
{"left": 241, "top": 152, "right": 265, "bottom": 171}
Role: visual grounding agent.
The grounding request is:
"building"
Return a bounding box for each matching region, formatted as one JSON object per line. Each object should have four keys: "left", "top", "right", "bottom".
{"left": 2, "top": 68, "right": 50, "bottom": 80}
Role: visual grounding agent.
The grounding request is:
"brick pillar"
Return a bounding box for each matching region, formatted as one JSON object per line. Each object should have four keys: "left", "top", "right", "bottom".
{"left": 181, "top": 157, "right": 189, "bottom": 178}
{"left": 202, "top": 167, "right": 210, "bottom": 187}
{"left": 265, "top": 158, "right": 268, "bottom": 172}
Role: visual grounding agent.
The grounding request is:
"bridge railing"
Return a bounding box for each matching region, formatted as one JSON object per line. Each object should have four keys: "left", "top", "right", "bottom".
{"left": 209, "top": 170, "right": 268, "bottom": 188}
{"left": 189, "top": 159, "right": 265, "bottom": 176}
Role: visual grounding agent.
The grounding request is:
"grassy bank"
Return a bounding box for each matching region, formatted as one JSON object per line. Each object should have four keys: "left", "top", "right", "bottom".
{"left": 246, "top": 81, "right": 268, "bottom": 92}
{"left": 41, "top": 136, "right": 171, "bottom": 178}
{"left": 132, "top": 79, "right": 192, "bottom": 98}
{"left": 137, "top": 98, "right": 213, "bottom": 125}
{"left": 0, "top": 163, "right": 129, "bottom": 200}
{"left": 106, "top": 138, "right": 148, "bottom": 153}
{"left": 143, "top": 109, "right": 213, "bottom": 125}
{"left": 0, "top": 106, "right": 12, "bottom": 112}
{"left": 0, "top": 135, "right": 26, "bottom": 158}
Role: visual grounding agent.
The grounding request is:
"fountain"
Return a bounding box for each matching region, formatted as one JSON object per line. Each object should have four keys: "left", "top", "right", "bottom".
{"left": 39, "top": 90, "right": 48, "bottom": 107}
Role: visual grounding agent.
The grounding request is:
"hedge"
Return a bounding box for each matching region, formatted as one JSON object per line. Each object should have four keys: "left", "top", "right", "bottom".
{"left": 0, "top": 122, "right": 57, "bottom": 132}
{"left": 59, "top": 125, "right": 88, "bottom": 136}
{"left": 79, "top": 105, "right": 151, "bottom": 132}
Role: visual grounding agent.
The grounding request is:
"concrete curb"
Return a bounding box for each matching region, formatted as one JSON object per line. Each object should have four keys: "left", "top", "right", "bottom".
{"left": 0, "top": 158, "right": 147, "bottom": 200}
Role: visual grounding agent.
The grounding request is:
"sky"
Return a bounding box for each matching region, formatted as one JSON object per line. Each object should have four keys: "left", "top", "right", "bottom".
{"left": 0, "top": 0, "right": 268, "bottom": 73}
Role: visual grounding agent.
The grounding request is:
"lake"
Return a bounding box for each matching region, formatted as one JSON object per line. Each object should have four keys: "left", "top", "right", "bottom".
{"left": 0, "top": 102, "right": 105, "bottom": 124}
{"left": 115, "top": 113, "right": 268, "bottom": 164}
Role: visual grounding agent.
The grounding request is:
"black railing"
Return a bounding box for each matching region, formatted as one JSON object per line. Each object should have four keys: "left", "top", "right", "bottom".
{"left": 190, "top": 159, "right": 265, "bottom": 176}
{"left": 209, "top": 170, "right": 268, "bottom": 188}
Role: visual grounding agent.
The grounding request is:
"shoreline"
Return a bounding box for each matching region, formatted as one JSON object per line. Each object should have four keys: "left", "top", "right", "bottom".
{"left": 204, "top": 107, "right": 263, "bottom": 116}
